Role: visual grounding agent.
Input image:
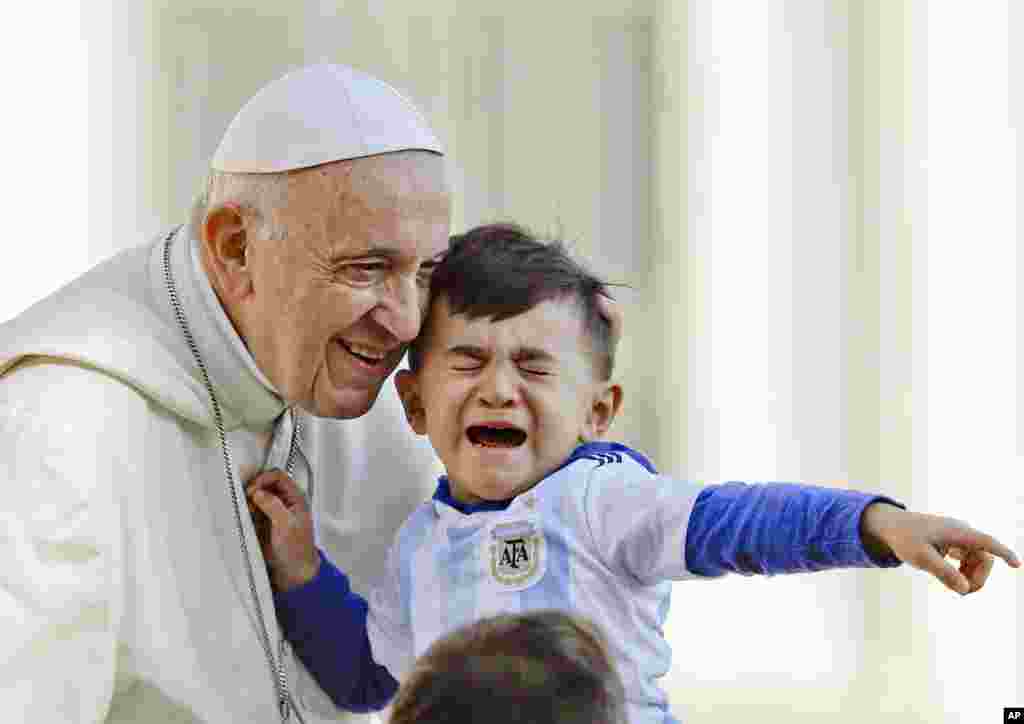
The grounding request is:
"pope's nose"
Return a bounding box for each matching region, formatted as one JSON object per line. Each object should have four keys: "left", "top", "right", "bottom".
{"left": 372, "top": 275, "right": 422, "bottom": 343}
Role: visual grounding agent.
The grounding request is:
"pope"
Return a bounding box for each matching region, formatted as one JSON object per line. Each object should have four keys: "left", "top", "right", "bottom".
{"left": 0, "top": 64, "right": 454, "bottom": 723}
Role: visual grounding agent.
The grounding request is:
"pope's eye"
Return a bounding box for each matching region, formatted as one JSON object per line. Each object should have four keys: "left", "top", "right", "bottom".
{"left": 343, "top": 262, "right": 389, "bottom": 284}
{"left": 416, "top": 267, "right": 434, "bottom": 286}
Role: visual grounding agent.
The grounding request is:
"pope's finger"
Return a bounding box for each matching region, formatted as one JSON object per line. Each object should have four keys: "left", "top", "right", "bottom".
{"left": 914, "top": 545, "right": 971, "bottom": 594}
{"left": 942, "top": 526, "right": 1021, "bottom": 568}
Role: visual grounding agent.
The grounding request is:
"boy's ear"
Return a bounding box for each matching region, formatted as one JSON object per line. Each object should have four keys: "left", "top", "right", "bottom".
{"left": 582, "top": 381, "right": 623, "bottom": 441}
{"left": 394, "top": 369, "right": 428, "bottom": 435}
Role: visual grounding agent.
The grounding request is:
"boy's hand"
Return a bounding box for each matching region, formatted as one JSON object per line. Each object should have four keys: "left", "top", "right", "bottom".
{"left": 861, "top": 502, "right": 1021, "bottom": 594}
{"left": 246, "top": 469, "right": 319, "bottom": 592}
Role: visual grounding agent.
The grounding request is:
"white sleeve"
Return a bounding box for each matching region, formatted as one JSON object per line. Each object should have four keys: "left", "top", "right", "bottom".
{"left": 580, "top": 461, "right": 705, "bottom": 585}
{"left": 0, "top": 362, "right": 136, "bottom": 723}
{"left": 365, "top": 534, "right": 415, "bottom": 682}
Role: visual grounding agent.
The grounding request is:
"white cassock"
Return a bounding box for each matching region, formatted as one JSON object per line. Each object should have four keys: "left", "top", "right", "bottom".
{"left": 0, "top": 221, "right": 439, "bottom": 723}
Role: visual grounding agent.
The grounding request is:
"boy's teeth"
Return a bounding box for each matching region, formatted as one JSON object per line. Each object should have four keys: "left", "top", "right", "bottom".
{"left": 467, "top": 425, "right": 527, "bottom": 448}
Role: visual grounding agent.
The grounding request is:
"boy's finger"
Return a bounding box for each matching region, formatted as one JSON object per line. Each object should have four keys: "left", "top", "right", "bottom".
{"left": 945, "top": 527, "right": 1021, "bottom": 568}
{"left": 247, "top": 469, "right": 288, "bottom": 494}
{"left": 250, "top": 469, "right": 307, "bottom": 509}
{"left": 250, "top": 505, "right": 271, "bottom": 545}
{"left": 916, "top": 545, "right": 971, "bottom": 594}
{"left": 962, "top": 550, "right": 994, "bottom": 593}
{"left": 249, "top": 489, "right": 293, "bottom": 529}
{"left": 270, "top": 476, "right": 308, "bottom": 509}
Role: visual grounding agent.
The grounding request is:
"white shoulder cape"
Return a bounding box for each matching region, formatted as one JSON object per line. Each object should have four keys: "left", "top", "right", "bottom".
{"left": 0, "top": 231, "right": 211, "bottom": 426}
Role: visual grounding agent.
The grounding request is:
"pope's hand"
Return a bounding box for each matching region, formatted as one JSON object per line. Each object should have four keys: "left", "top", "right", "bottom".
{"left": 860, "top": 502, "right": 1021, "bottom": 594}
{"left": 246, "top": 469, "right": 320, "bottom": 591}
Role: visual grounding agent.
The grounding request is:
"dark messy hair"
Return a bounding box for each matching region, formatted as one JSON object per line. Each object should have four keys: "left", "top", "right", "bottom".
{"left": 389, "top": 611, "right": 627, "bottom": 724}
{"left": 408, "top": 223, "right": 614, "bottom": 379}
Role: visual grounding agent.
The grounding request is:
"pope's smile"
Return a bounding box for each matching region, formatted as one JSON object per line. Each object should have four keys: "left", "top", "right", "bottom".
{"left": 336, "top": 339, "right": 396, "bottom": 377}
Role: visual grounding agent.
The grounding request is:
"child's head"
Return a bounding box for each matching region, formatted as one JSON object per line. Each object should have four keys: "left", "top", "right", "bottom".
{"left": 389, "top": 610, "right": 626, "bottom": 724}
{"left": 395, "top": 223, "right": 623, "bottom": 504}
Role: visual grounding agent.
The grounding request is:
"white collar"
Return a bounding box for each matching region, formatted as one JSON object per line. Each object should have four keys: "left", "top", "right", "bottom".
{"left": 155, "top": 223, "right": 286, "bottom": 431}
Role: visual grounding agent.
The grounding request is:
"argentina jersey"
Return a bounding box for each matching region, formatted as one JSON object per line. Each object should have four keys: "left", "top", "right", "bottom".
{"left": 366, "top": 442, "right": 707, "bottom": 724}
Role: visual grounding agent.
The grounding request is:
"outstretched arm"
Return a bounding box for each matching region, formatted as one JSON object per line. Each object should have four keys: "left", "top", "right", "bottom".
{"left": 582, "top": 458, "right": 1020, "bottom": 593}
{"left": 685, "top": 483, "right": 904, "bottom": 576}
{"left": 247, "top": 471, "right": 398, "bottom": 712}
{"left": 685, "top": 482, "right": 1020, "bottom": 593}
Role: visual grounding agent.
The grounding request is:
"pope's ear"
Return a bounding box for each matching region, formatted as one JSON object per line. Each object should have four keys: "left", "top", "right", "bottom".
{"left": 394, "top": 369, "right": 428, "bottom": 435}
{"left": 202, "top": 204, "right": 251, "bottom": 300}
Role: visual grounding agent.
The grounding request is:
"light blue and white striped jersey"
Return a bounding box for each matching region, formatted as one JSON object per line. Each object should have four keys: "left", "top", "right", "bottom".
{"left": 276, "top": 442, "right": 901, "bottom": 719}
{"left": 367, "top": 443, "right": 700, "bottom": 724}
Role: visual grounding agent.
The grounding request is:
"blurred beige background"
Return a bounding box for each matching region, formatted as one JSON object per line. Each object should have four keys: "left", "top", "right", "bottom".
{"left": 2, "top": 1, "right": 1021, "bottom": 722}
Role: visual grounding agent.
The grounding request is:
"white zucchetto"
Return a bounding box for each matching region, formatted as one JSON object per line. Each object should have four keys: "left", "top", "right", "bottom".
{"left": 211, "top": 63, "right": 443, "bottom": 174}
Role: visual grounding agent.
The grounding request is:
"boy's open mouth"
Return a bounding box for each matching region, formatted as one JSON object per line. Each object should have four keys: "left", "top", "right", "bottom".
{"left": 466, "top": 425, "right": 527, "bottom": 448}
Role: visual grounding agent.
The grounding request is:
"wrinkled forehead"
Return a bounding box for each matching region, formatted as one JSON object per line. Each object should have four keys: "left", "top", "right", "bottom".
{"left": 276, "top": 152, "right": 451, "bottom": 251}
{"left": 291, "top": 150, "right": 447, "bottom": 201}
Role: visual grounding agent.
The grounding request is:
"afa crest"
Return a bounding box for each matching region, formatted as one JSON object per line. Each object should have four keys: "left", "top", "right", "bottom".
{"left": 488, "top": 520, "right": 546, "bottom": 590}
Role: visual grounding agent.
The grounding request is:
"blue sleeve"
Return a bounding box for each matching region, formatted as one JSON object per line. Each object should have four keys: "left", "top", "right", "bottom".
{"left": 273, "top": 550, "right": 398, "bottom": 712}
{"left": 685, "top": 483, "right": 905, "bottom": 577}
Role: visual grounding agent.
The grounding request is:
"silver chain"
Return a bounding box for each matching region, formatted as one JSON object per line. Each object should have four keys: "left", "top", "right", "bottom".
{"left": 161, "top": 226, "right": 304, "bottom": 723}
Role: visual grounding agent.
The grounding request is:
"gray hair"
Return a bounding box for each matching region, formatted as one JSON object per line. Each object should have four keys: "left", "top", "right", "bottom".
{"left": 191, "top": 170, "right": 290, "bottom": 242}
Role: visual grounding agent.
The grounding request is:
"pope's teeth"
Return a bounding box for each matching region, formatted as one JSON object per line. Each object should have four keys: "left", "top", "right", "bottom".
{"left": 343, "top": 342, "right": 386, "bottom": 361}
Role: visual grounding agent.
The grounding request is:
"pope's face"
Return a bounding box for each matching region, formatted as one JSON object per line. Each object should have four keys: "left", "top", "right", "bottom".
{"left": 242, "top": 151, "right": 450, "bottom": 418}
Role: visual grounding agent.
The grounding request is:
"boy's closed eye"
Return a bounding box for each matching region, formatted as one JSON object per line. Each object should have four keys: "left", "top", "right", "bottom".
{"left": 512, "top": 349, "right": 557, "bottom": 377}
{"left": 447, "top": 346, "right": 486, "bottom": 372}
{"left": 447, "top": 356, "right": 555, "bottom": 377}
{"left": 449, "top": 354, "right": 484, "bottom": 372}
